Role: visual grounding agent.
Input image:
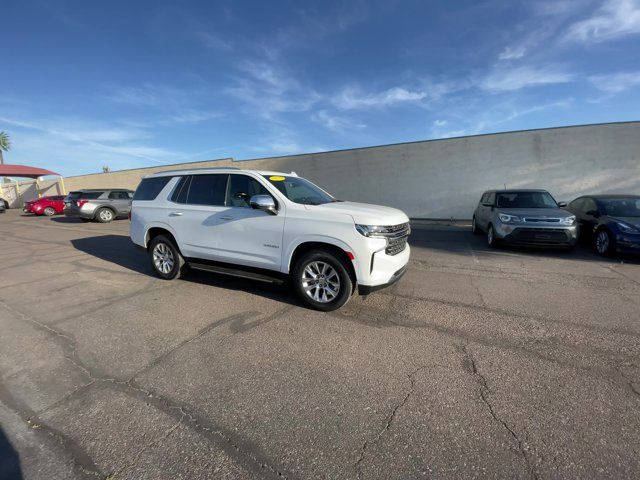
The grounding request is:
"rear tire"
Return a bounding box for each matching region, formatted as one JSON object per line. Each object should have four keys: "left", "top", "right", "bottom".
{"left": 148, "top": 235, "right": 187, "bottom": 280}
{"left": 95, "top": 207, "right": 114, "bottom": 223}
{"left": 43, "top": 207, "right": 56, "bottom": 216}
{"left": 293, "top": 250, "right": 353, "bottom": 311}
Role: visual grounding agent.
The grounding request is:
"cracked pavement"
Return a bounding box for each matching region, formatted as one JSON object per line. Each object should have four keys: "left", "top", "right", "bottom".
{"left": 1, "top": 210, "right": 639, "bottom": 479}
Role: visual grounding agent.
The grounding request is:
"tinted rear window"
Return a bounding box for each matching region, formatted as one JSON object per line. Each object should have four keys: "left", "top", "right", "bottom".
{"left": 134, "top": 177, "right": 173, "bottom": 201}
{"left": 67, "top": 191, "right": 82, "bottom": 200}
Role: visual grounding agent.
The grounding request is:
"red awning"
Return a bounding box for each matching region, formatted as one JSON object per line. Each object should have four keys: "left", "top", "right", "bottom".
{"left": 0, "top": 164, "right": 61, "bottom": 179}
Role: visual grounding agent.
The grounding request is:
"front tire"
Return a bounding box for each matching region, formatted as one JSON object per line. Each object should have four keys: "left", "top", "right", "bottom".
{"left": 487, "top": 224, "right": 499, "bottom": 248}
{"left": 95, "top": 207, "right": 114, "bottom": 223}
{"left": 472, "top": 216, "right": 482, "bottom": 235}
{"left": 293, "top": 250, "right": 353, "bottom": 311}
{"left": 594, "top": 229, "right": 615, "bottom": 257}
{"left": 149, "top": 235, "right": 187, "bottom": 280}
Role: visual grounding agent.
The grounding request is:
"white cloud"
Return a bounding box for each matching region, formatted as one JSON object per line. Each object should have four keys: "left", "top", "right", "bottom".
{"left": 481, "top": 66, "right": 573, "bottom": 92}
{"left": 333, "top": 86, "right": 427, "bottom": 110}
{"left": 197, "top": 32, "right": 234, "bottom": 52}
{"left": 565, "top": 0, "right": 640, "bottom": 43}
{"left": 589, "top": 70, "right": 640, "bottom": 92}
{"left": 0, "top": 115, "right": 178, "bottom": 172}
{"left": 311, "top": 110, "right": 366, "bottom": 132}
{"left": 227, "top": 61, "right": 321, "bottom": 120}
{"left": 498, "top": 45, "right": 526, "bottom": 60}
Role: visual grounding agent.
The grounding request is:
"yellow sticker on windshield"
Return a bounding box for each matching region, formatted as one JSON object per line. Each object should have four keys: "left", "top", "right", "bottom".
{"left": 269, "top": 176, "right": 285, "bottom": 181}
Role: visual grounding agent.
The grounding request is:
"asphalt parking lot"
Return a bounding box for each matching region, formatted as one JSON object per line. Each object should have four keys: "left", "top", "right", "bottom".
{"left": 1, "top": 209, "right": 639, "bottom": 480}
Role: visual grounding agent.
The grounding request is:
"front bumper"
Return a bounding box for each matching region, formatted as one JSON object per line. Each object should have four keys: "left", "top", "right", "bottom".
{"left": 495, "top": 223, "right": 578, "bottom": 247}
{"left": 616, "top": 233, "right": 640, "bottom": 253}
{"left": 359, "top": 264, "right": 407, "bottom": 295}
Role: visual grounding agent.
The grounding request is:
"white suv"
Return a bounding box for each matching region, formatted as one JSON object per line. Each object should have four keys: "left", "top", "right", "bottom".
{"left": 130, "top": 168, "right": 410, "bottom": 311}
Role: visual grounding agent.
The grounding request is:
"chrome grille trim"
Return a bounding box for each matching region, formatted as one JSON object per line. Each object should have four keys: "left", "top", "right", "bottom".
{"left": 383, "top": 222, "right": 410, "bottom": 255}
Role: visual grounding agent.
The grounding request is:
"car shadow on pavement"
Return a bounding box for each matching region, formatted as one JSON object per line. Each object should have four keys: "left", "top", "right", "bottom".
{"left": 70, "top": 235, "right": 301, "bottom": 306}
{"left": 0, "top": 428, "right": 23, "bottom": 480}
{"left": 50, "top": 216, "right": 86, "bottom": 223}
{"left": 409, "top": 226, "right": 640, "bottom": 264}
{"left": 70, "top": 235, "right": 153, "bottom": 275}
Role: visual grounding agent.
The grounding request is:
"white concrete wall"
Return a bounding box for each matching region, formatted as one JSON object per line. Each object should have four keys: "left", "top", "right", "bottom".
{"left": 15, "top": 122, "right": 640, "bottom": 219}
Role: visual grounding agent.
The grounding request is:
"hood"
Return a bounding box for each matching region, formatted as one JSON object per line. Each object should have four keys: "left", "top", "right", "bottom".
{"left": 497, "top": 207, "right": 573, "bottom": 219}
{"left": 609, "top": 216, "right": 640, "bottom": 229}
{"left": 308, "top": 201, "right": 409, "bottom": 225}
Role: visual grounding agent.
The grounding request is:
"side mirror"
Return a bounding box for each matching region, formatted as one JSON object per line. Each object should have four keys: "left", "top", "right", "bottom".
{"left": 557, "top": 202, "right": 567, "bottom": 208}
{"left": 249, "top": 195, "right": 277, "bottom": 215}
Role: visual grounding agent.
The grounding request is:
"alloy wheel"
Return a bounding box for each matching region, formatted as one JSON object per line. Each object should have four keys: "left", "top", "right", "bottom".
{"left": 153, "top": 243, "right": 175, "bottom": 274}
{"left": 595, "top": 231, "right": 610, "bottom": 254}
{"left": 99, "top": 209, "right": 113, "bottom": 222}
{"left": 44, "top": 207, "right": 55, "bottom": 216}
{"left": 302, "top": 261, "right": 340, "bottom": 303}
{"left": 487, "top": 226, "right": 494, "bottom": 246}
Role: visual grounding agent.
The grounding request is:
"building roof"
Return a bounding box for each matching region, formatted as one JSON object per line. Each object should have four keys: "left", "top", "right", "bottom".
{"left": 0, "top": 164, "right": 61, "bottom": 178}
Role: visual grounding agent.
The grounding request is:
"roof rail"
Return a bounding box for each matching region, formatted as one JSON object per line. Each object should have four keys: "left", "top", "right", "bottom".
{"left": 154, "top": 166, "right": 240, "bottom": 175}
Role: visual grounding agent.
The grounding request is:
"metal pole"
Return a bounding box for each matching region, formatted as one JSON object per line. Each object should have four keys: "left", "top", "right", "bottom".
{"left": 59, "top": 176, "right": 67, "bottom": 195}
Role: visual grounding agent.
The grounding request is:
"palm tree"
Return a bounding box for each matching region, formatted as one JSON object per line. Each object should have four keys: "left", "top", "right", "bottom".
{"left": 0, "top": 131, "right": 10, "bottom": 165}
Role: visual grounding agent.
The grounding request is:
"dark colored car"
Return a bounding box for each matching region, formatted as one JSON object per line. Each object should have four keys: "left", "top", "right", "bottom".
{"left": 567, "top": 195, "right": 640, "bottom": 256}
{"left": 64, "top": 189, "right": 133, "bottom": 223}
{"left": 0, "top": 198, "right": 6, "bottom": 213}
{"left": 23, "top": 195, "right": 66, "bottom": 216}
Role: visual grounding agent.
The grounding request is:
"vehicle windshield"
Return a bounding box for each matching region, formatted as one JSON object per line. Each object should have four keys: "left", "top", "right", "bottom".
{"left": 600, "top": 198, "right": 640, "bottom": 217}
{"left": 263, "top": 175, "right": 336, "bottom": 205}
{"left": 496, "top": 191, "right": 558, "bottom": 209}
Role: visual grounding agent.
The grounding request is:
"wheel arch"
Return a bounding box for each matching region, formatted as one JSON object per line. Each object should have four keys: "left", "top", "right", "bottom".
{"left": 288, "top": 240, "right": 358, "bottom": 287}
{"left": 145, "top": 226, "right": 180, "bottom": 250}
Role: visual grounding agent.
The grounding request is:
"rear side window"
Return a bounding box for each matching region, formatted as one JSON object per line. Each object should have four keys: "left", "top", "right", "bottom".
{"left": 109, "top": 190, "right": 131, "bottom": 200}
{"left": 171, "top": 176, "right": 191, "bottom": 204}
{"left": 134, "top": 177, "right": 172, "bottom": 201}
{"left": 187, "top": 174, "right": 228, "bottom": 206}
{"left": 81, "top": 191, "right": 104, "bottom": 200}
{"left": 67, "top": 191, "right": 82, "bottom": 200}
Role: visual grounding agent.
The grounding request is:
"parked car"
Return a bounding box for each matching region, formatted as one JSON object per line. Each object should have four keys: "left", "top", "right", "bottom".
{"left": 472, "top": 189, "right": 578, "bottom": 248}
{"left": 130, "top": 168, "right": 411, "bottom": 311}
{"left": 567, "top": 195, "right": 640, "bottom": 256}
{"left": 23, "top": 195, "right": 66, "bottom": 216}
{"left": 64, "top": 189, "right": 133, "bottom": 223}
{"left": 0, "top": 198, "right": 5, "bottom": 213}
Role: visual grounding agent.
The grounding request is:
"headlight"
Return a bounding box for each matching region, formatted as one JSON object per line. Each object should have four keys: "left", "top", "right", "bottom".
{"left": 617, "top": 221, "right": 639, "bottom": 233}
{"left": 560, "top": 215, "right": 576, "bottom": 225}
{"left": 355, "top": 224, "right": 389, "bottom": 237}
{"left": 498, "top": 213, "right": 520, "bottom": 223}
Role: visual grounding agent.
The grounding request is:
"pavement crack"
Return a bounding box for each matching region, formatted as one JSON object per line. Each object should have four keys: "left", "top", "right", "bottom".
{"left": 460, "top": 343, "right": 539, "bottom": 480}
{"left": 354, "top": 365, "right": 426, "bottom": 478}
{"left": 615, "top": 364, "right": 640, "bottom": 398}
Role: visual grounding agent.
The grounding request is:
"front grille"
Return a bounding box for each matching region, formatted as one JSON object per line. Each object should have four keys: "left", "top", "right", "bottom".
{"left": 523, "top": 217, "right": 561, "bottom": 223}
{"left": 383, "top": 222, "right": 410, "bottom": 255}
{"left": 512, "top": 228, "right": 569, "bottom": 243}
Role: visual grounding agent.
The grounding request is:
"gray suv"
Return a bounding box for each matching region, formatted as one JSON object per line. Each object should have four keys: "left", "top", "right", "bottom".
{"left": 472, "top": 189, "right": 578, "bottom": 248}
{"left": 64, "top": 189, "right": 133, "bottom": 223}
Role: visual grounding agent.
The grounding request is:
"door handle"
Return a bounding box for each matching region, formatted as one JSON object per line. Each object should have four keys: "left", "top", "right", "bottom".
{"left": 220, "top": 216, "right": 234, "bottom": 220}
{"left": 169, "top": 212, "right": 183, "bottom": 216}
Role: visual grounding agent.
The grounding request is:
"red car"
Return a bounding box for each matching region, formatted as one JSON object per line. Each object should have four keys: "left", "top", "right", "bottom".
{"left": 23, "top": 195, "right": 66, "bottom": 216}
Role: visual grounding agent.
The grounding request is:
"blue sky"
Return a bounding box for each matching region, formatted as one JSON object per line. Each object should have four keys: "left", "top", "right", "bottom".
{"left": 2, "top": 0, "right": 640, "bottom": 176}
